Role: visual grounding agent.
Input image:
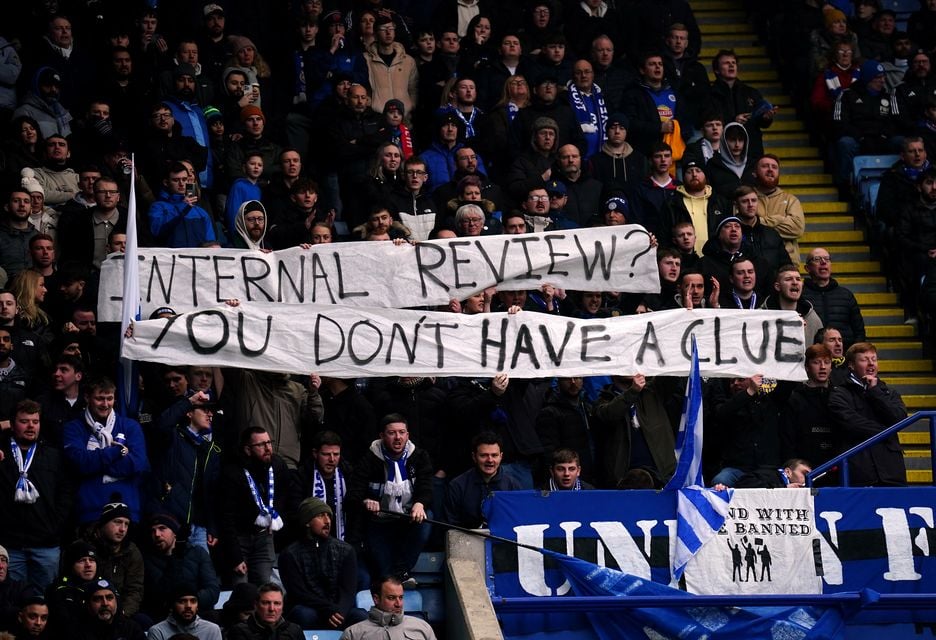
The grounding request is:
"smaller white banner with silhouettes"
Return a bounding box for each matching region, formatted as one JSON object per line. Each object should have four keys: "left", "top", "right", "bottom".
{"left": 684, "top": 488, "right": 823, "bottom": 595}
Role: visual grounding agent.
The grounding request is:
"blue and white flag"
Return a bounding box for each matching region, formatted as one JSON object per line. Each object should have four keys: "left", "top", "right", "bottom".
{"left": 117, "top": 155, "right": 140, "bottom": 417}
{"left": 546, "top": 549, "right": 845, "bottom": 640}
{"left": 664, "top": 336, "right": 732, "bottom": 580}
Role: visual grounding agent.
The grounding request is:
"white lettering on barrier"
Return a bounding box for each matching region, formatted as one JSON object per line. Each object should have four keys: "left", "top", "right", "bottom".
{"left": 97, "top": 227, "right": 659, "bottom": 321}
{"left": 123, "top": 304, "right": 808, "bottom": 380}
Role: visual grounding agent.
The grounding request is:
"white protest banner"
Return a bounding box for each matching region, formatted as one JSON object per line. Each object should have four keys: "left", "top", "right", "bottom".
{"left": 123, "top": 304, "right": 808, "bottom": 380}
{"left": 97, "top": 226, "right": 658, "bottom": 321}
{"left": 684, "top": 489, "right": 822, "bottom": 595}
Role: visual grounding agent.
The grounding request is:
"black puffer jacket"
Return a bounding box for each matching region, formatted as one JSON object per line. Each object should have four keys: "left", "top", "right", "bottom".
{"left": 828, "top": 376, "right": 907, "bottom": 486}
{"left": 802, "top": 278, "right": 866, "bottom": 346}
{"left": 278, "top": 535, "right": 357, "bottom": 618}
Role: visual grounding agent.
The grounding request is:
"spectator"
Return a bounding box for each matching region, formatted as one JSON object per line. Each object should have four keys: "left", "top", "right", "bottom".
{"left": 0, "top": 400, "right": 72, "bottom": 593}
{"left": 146, "top": 584, "right": 223, "bottom": 640}
{"left": 220, "top": 427, "right": 291, "bottom": 586}
{"left": 706, "top": 49, "right": 776, "bottom": 162}
{"left": 224, "top": 106, "right": 281, "bottom": 182}
{"left": 829, "top": 342, "right": 908, "bottom": 486}
{"left": 0, "top": 191, "right": 37, "bottom": 281}
{"left": 348, "top": 414, "right": 432, "bottom": 584}
{"left": 876, "top": 137, "right": 930, "bottom": 233}
{"left": 148, "top": 162, "right": 216, "bottom": 248}
{"left": 566, "top": 60, "right": 607, "bottom": 160}
{"left": 802, "top": 247, "right": 867, "bottom": 346}
{"left": 705, "top": 122, "right": 755, "bottom": 200}
{"left": 75, "top": 579, "right": 145, "bottom": 640}
{"left": 340, "top": 576, "right": 436, "bottom": 640}
{"left": 589, "top": 113, "right": 648, "bottom": 198}
{"left": 444, "top": 432, "right": 521, "bottom": 528}
{"left": 553, "top": 144, "right": 603, "bottom": 226}
{"left": 753, "top": 155, "right": 806, "bottom": 265}
{"left": 733, "top": 184, "right": 790, "bottom": 278}
{"left": 810, "top": 41, "right": 860, "bottom": 131}
{"left": 511, "top": 74, "right": 586, "bottom": 162}
{"left": 363, "top": 18, "right": 418, "bottom": 117}
{"left": 12, "top": 68, "right": 72, "bottom": 139}
{"left": 832, "top": 59, "right": 901, "bottom": 190}
{"left": 761, "top": 264, "right": 825, "bottom": 346}
{"left": 62, "top": 377, "right": 149, "bottom": 527}
{"left": 10, "top": 595, "right": 50, "bottom": 640}
{"left": 896, "top": 165, "right": 936, "bottom": 321}
{"left": 535, "top": 377, "right": 596, "bottom": 484}
{"left": 142, "top": 512, "right": 220, "bottom": 621}
{"left": 663, "top": 23, "right": 710, "bottom": 139}
{"left": 227, "top": 583, "right": 303, "bottom": 640}
{"left": 782, "top": 345, "right": 837, "bottom": 471}
{"left": 278, "top": 498, "right": 366, "bottom": 630}
{"left": 660, "top": 159, "right": 732, "bottom": 254}
{"left": 593, "top": 374, "right": 677, "bottom": 489}
{"left": 22, "top": 135, "right": 80, "bottom": 206}
{"left": 89, "top": 503, "right": 144, "bottom": 618}
{"left": 544, "top": 449, "right": 595, "bottom": 491}
{"left": 621, "top": 52, "right": 678, "bottom": 157}
{"left": 387, "top": 156, "right": 438, "bottom": 240}
{"left": 589, "top": 36, "right": 637, "bottom": 113}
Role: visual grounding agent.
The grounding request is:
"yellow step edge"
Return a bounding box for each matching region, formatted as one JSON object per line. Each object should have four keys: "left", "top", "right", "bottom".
{"left": 699, "top": 24, "right": 754, "bottom": 34}
{"left": 903, "top": 449, "right": 933, "bottom": 458}
{"left": 867, "top": 325, "right": 916, "bottom": 338}
{"left": 772, "top": 147, "right": 819, "bottom": 158}
{"left": 782, "top": 175, "right": 835, "bottom": 185}
{"left": 700, "top": 46, "right": 767, "bottom": 57}
{"left": 880, "top": 360, "right": 933, "bottom": 373}
{"left": 855, "top": 292, "right": 899, "bottom": 304}
{"left": 905, "top": 395, "right": 936, "bottom": 408}
{"left": 782, "top": 160, "right": 825, "bottom": 168}
{"left": 803, "top": 202, "right": 849, "bottom": 213}
{"left": 707, "top": 70, "right": 778, "bottom": 82}
{"left": 801, "top": 231, "right": 864, "bottom": 242}
{"left": 862, "top": 308, "right": 906, "bottom": 317}
{"left": 907, "top": 470, "right": 932, "bottom": 484}
{"left": 769, "top": 121, "right": 807, "bottom": 132}
{"left": 835, "top": 275, "right": 885, "bottom": 284}
{"left": 886, "top": 376, "right": 936, "bottom": 385}
{"left": 800, "top": 243, "right": 868, "bottom": 252}
{"left": 900, "top": 432, "right": 932, "bottom": 445}
{"left": 822, "top": 261, "right": 881, "bottom": 273}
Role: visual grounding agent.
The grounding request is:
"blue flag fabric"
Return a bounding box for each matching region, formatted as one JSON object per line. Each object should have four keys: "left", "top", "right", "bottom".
{"left": 547, "top": 550, "right": 846, "bottom": 640}
{"left": 664, "top": 337, "right": 732, "bottom": 580}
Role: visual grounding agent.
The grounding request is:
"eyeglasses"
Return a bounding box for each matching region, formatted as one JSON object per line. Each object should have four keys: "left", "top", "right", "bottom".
{"left": 405, "top": 170, "right": 427, "bottom": 177}
{"left": 527, "top": 195, "right": 549, "bottom": 202}
{"left": 461, "top": 217, "right": 484, "bottom": 224}
{"left": 94, "top": 190, "right": 119, "bottom": 196}
{"left": 152, "top": 113, "right": 173, "bottom": 120}
{"left": 249, "top": 440, "right": 273, "bottom": 449}
{"left": 245, "top": 216, "right": 264, "bottom": 224}
{"left": 808, "top": 256, "right": 832, "bottom": 264}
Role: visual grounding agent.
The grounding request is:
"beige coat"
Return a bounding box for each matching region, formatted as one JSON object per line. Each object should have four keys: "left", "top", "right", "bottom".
{"left": 756, "top": 187, "right": 805, "bottom": 265}
{"left": 363, "top": 42, "right": 419, "bottom": 118}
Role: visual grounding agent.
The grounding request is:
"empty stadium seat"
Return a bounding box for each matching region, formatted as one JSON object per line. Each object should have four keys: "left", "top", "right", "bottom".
{"left": 852, "top": 154, "right": 899, "bottom": 190}
{"left": 303, "top": 631, "right": 343, "bottom": 640}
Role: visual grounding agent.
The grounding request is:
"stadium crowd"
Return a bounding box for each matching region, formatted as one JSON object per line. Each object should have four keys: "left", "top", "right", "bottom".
{"left": 0, "top": 0, "right": 931, "bottom": 637}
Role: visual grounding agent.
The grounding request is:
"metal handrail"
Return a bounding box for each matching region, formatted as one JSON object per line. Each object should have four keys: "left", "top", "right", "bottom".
{"left": 492, "top": 592, "right": 936, "bottom": 612}
{"left": 806, "top": 410, "right": 936, "bottom": 487}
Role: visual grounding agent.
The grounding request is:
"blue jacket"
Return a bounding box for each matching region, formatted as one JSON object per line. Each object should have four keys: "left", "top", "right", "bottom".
{"left": 225, "top": 178, "right": 261, "bottom": 240}
{"left": 148, "top": 398, "right": 223, "bottom": 535}
{"left": 62, "top": 413, "right": 150, "bottom": 524}
{"left": 149, "top": 190, "right": 217, "bottom": 248}
{"left": 166, "top": 99, "right": 214, "bottom": 189}
{"left": 419, "top": 142, "right": 488, "bottom": 194}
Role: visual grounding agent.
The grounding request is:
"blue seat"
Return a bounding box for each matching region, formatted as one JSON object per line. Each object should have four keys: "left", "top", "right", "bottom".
{"left": 411, "top": 552, "right": 445, "bottom": 585}
{"left": 868, "top": 181, "right": 882, "bottom": 219}
{"left": 303, "top": 631, "right": 342, "bottom": 640}
{"left": 852, "top": 154, "right": 898, "bottom": 192}
{"left": 880, "top": 0, "right": 918, "bottom": 12}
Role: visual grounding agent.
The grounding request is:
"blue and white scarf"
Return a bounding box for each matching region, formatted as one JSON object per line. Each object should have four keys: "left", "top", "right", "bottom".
{"left": 507, "top": 101, "right": 520, "bottom": 123}
{"left": 567, "top": 80, "right": 607, "bottom": 156}
{"left": 245, "top": 467, "right": 283, "bottom": 531}
{"left": 84, "top": 408, "right": 120, "bottom": 484}
{"left": 451, "top": 106, "right": 481, "bottom": 138}
{"left": 312, "top": 467, "right": 346, "bottom": 540}
{"left": 547, "top": 476, "right": 582, "bottom": 491}
{"left": 381, "top": 446, "right": 412, "bottom": 515}
{"left": 11, "top": 442, "right": 39, "bottom": 503}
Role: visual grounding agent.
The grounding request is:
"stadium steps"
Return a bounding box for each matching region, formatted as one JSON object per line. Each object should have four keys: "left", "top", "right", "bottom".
{"left": 692, "top": 0, "right": 935, "bottom": 485}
